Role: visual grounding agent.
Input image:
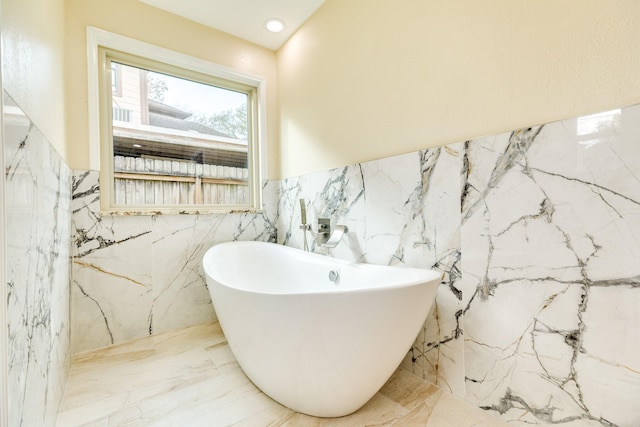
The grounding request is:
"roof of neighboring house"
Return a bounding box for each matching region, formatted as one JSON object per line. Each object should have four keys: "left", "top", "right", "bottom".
{"left": 148, "top": 99, "right": 191, "bottom": 119}
{"left": 113, "top": 98, "right": 245, "bottom": 168}
{"left": 147, "top": 99, "right": 232, "bottom": 138}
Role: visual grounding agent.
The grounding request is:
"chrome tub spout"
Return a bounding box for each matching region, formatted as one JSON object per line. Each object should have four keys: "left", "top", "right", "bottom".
{"left": 318, "top": 220, "right": 348, "bottom": 248}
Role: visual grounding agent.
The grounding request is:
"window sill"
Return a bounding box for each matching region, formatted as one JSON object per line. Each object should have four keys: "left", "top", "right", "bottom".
{"left": 99, "top": 207, "right": 263, "bottom": 216}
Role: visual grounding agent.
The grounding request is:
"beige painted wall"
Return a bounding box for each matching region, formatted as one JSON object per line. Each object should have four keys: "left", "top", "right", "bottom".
{"left": 2, "top": 0, "right": 67, "bottom": 159}
{"left": 65, "top": 0, "right": 279, "bottom": 176}
{"left": 277, "top": 0, "right": 640, "bottom": 178}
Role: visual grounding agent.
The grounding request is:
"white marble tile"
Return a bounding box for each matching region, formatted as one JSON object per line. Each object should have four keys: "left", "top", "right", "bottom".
{"left": 363, "top": 147, "right": 464, "bottom": 395}
{"left": 71, "top": 170, "right": 278, "bottom": 353}
{"left": 462, "top": 109, "right": 640, "bottom": 425}
{"left": 360, "top": 151, "right": 421, "bottom": 266}
{"left": 5, "top": 93, "right": 71, "bottom": 427}
{"left": 72, "top": 260, "right": 153, "bottom": 353}
{"left": 71, "top": 172, "right": 154, "bottom": 353}
{"left": 150, "top": 214, "right": 222, "bottom": 335}
{"left": 278, "top": 165, "right": 367, "bottom": 262}
{"left": 576, "top": 286, "right": 640, "bottom": 427}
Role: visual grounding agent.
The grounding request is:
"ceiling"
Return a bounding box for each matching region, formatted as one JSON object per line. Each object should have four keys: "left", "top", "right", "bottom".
{"left": 138, "top": 0, "right": 325, "bottom": 50}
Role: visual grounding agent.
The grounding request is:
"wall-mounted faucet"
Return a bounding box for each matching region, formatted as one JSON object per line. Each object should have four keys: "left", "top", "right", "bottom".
{"left": 317, "top": 218, "right": 349, "bottom": 248}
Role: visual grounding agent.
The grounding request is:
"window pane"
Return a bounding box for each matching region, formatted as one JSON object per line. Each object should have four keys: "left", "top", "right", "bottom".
{"left": 111, "top": 63, "right": 122, "bottom": 98}
{"left": 110, "top": 61, "right": 251, "bottom": 207}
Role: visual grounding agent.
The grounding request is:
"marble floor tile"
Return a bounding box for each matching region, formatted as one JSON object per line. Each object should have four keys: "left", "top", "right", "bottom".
{"left": 57, "top": 322, "right": 507, "bottom": 427}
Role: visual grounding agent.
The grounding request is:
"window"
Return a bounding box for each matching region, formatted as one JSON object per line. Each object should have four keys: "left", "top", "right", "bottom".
{"left": 88, "top": 28, "right": 265, "bottom": 214}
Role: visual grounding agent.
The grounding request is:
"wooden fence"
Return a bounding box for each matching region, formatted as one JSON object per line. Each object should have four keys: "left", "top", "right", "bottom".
{"left": 113, "top": 155, "right": 249, "bottom": 205}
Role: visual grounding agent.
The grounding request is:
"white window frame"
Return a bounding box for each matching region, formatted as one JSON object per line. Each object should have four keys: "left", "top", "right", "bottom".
{"left": 87, "top": 27, "right": 267, "bottom": 214}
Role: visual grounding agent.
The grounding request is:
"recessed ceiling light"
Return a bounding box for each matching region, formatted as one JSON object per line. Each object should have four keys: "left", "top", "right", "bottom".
{"left": 265, "top": 18, "right": 285, "bottom": 33}
{"left": 133, "top": 144, "right": 142, "bottom": 148}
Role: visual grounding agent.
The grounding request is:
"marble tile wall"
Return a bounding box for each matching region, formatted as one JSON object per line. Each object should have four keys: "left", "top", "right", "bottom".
{"left": 4, "top": 93, "right": 71, "bottom": 427}
{"left": 276, "top": 105, "right": 640, "bottom": 426}
{"left": 70, "top": 172, "right": 278, "bottom": 354}
{"left": 461, "top": 108, "right": 640, "bottom": 426}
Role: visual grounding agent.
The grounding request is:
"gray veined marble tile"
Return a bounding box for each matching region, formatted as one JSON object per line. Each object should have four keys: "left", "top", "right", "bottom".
{"left": 4, "top": 92, "right": 71, "bottom": 427}
{"left": 71, "top": 170, "right": 154, "bottom": 353}
{"left": 461, "top": 108, "right": 640, "bottom": 426}
{"left": 150, "top": 214, "right": 223, "bottom": 335}
{"left": 360, "top": 151, "right": 423, "bottom": 266}
{"left": 360, "top": 145, "right": 464, "bottom": 395}
{"left": 70, "top": 170, "right": 278, "bottom": 354}
{"left": 278, "top": 164, "right": 366, "bottom": 262}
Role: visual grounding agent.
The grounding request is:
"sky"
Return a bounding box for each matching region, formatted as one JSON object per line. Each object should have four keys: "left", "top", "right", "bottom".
{"left": 150, "top": 70, "right": 246, "bottom": 116}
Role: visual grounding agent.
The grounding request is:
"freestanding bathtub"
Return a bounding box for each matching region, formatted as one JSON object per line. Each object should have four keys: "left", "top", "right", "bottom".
{"left": 202, "top": 241, "right": 441, "bottom": 417}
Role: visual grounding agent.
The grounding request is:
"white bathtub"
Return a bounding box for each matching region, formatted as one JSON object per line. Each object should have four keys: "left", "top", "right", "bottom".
{"left": 202, "top": 241, "right": 441, "bottom": 417}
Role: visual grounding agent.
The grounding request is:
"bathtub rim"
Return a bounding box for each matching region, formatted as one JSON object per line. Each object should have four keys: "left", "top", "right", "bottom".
{"left": 202, "top": 240, "right": 443, "bottom": 296}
